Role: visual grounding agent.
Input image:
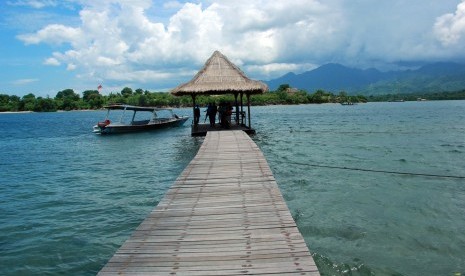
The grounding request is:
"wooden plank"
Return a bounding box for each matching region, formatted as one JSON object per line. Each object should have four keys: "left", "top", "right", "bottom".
{"left": 98, "top": 131, "right": 320, "bottom": 275}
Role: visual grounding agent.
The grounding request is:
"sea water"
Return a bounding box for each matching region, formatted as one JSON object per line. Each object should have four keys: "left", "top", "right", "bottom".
{"left": 0, "top": 101, "right": 464, "bottom": 275}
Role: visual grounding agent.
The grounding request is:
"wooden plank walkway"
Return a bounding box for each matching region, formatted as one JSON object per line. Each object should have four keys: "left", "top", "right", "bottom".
{"left": 98, "top": 130, "right": 320, "bottom": 275}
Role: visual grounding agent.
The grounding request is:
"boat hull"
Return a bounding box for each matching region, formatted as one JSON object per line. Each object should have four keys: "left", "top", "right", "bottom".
{"left": 93, "top": 117, "right": 188, "bottom": 135}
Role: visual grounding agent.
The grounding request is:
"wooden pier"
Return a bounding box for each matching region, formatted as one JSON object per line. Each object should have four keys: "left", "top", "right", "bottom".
{"left": 98, "top": 130, "right": 320, "bottom": 275}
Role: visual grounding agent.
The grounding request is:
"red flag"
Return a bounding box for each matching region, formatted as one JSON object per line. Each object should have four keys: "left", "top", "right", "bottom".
{"left": 97, "top": 84, "right": 102, "bottom": 91}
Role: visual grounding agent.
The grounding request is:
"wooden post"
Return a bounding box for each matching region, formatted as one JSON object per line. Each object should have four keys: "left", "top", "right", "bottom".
{"left": 191, "top": 94, "right": 196, "bottom": 126}
{"left": 240, "top": 92, "right": 244, "bottom": 125}
{"left": 247, "top": 93, "right": 251, "bottom": 129}
{"left": 234, "top": 93, "right": 239, "bottom": 125}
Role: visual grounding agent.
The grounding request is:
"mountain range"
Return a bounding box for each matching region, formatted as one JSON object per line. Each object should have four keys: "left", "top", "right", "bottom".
{"left": 264, "top": 62, "right": 465, "bottom": 95}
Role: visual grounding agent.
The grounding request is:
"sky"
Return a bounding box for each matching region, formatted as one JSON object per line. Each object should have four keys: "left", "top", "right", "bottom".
{"left": 1, "top": 0, "right": 465, "bottom": 97}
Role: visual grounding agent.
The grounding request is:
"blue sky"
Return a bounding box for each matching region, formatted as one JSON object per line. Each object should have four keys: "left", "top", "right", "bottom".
{"left": 1, "top": 0, "right": 465, "bottom": 97}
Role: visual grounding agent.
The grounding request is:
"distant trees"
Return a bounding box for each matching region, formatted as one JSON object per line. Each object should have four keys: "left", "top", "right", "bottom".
{"left": 338, "top": 91, "right": 348, "bottom": 102}
{"left": 336, "top": 91, "right": 367, "bottom": 104}
{"left": 309, "top": 89, "right": 329, "bottom": 103}
{"left": 121, "top": 87, "right": 133, "bottom": 97}
{"left": 82, "top": 90, "right": 104, "bottom": 109}
{"left": 0, "top": 87, "right": 368, "bottom": 112}
{"left": 368, "top": 90, "right": 465, "bottom": 102}
{"left": 55, "top": 89, "right": 80, "bottom": 110}
{"left": 21, "top": 93, "right": 37, "bottom": 111}
{"left": 34, "top": 97, "right": 56, "bottom": 112}
{"left": 277, "top": 84, "right": 290, "bottom": 92}
{"left": 0, "top": 94, "right": 19, "bottom": 112}
{"left": 4, "top": 84, "right": 463, "bottom": 113}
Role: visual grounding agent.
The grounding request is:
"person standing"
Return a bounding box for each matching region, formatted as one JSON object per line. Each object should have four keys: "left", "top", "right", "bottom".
{"left": 208, "top": 103, "right": 217, "bottom": 127}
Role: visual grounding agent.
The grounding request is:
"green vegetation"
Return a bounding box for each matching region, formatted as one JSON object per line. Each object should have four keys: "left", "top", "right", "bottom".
{"left": 0, "top": 84, "right": 365, "bottom": 112}
{"left": 3, "top": 84, "right": 464, "bottom": 112}
{"left": 367, "top": 90, "right": 465, "bottom": 102}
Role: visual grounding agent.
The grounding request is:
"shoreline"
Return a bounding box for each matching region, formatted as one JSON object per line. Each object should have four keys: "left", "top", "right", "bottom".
{"left": 0, "top": 99, "right": 463, "bottom": 114}
{"left": 0, "top": 111, "right": 34, "bottom": 114}
{"left": 0, "top": 109, "right": 98, "bottom": 114}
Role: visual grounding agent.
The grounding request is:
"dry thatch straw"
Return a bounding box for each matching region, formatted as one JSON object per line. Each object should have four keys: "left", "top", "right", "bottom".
{"left": 171, "top": 50, "right": 268, "bottom": 96}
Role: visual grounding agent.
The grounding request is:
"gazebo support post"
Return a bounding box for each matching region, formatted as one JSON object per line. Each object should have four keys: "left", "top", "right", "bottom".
{"left": 240, "top": 93, "right": 244, "bottom": 125}
{"left": 234, "top": 93, "right": 239, "bottom": 125}
{"left": 191, "top": 94, "right": 196, "bottom": 125}
{"left": 247, "top": 93, "right": 251, "bottom": 129}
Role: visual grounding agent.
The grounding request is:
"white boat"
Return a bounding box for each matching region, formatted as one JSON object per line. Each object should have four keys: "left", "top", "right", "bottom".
{"left": 93, "top": 104, "right": 188, "bottom": 135}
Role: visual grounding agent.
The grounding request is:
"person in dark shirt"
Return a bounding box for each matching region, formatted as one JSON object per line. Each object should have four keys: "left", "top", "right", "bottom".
{"left": 207, "top": 103, "right": 217, "bottom": 127}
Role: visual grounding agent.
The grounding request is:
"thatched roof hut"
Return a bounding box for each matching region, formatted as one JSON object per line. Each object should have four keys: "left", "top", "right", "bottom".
{"left": 171, "top": 50, "right": 268, "bottom": 96}
{"left": 171, "top": 50, "right": 267, "bottom": 136}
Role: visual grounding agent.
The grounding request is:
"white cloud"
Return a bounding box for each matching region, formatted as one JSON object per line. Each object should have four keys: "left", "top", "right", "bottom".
{"left": 15, "top": 0, "right": 342, "bottom": 85}
{"left": 17, "top": 24, "right": 82, "bottom": 45}
{"left": 14, "top": 0, "right": 465, "bottom": 91}
{"left": 105, "top": 69, "right": 184, "bottom": 83}
{"left": 67, "top": 63, "right": 76, "bottom": 71}
{"left": 7, "top": 0, "right": 57, "bottom": 9}
{"left": 44, "top": 57, "right": 60, "bottom": 66}
{"left": 247, "top": 63, "right": 318, "bottom": 79}
{"left": 12, "top": 78, "right": 39, "bottom": 85}
{"left": 434, "top": 0, "right": 465, "bottom": 46}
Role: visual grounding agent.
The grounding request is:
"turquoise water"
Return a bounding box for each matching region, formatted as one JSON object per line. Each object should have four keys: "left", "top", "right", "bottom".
{"left": 1, "top": 101, "right": 464, "bottom": 275}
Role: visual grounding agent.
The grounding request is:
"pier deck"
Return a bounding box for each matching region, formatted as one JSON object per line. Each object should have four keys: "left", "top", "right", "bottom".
{"left": 98, "top": 130, "right": 319, "bottom": 275}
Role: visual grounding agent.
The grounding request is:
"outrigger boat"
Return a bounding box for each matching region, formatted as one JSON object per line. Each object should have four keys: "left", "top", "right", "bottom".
{"left": 93, "top": 104, "right": 188, "bottom": 134}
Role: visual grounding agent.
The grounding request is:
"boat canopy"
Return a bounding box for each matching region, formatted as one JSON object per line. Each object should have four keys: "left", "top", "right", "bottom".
{"left": 103, "top": 104, "right": 172, "bottom": 112}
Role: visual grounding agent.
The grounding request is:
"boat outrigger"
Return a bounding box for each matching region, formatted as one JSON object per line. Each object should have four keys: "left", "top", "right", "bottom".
{"left": 93, "top": 104, "right": 188, "bottom": 134}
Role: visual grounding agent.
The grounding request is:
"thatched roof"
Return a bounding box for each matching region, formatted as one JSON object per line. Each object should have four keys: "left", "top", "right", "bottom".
{"left": 171, "top": 51, "right": 268, "bottom": 96}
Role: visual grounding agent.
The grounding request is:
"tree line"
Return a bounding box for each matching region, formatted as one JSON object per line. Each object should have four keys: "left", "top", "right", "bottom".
{"left": 2, "top": 85, "right": 464, "bottom": 112}
{"left": 367, "top": 90, "right": 465, "bottom": 102}
{"left": 0, "top": 83, "right": 404, "bottom": 113}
